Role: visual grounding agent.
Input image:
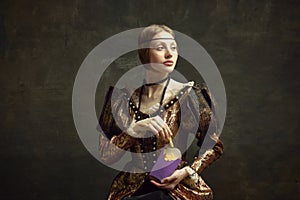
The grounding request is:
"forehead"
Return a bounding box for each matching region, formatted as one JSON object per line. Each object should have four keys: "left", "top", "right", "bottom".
{"left": 150, "top": 39, "right": 177, "bottom": 46}
{"left": 152, "top": 31, "right": 174, "bottom": 40}
{"left": 150, "top": 31, "right": 176, "bottom": 46}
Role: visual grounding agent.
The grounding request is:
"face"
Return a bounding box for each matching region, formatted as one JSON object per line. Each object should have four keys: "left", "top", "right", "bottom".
{"left": 148, "top": 31, "right": 178, "bottom": 74}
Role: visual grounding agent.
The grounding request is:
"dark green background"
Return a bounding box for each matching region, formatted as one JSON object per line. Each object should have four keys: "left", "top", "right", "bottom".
{"left": 1, "top": 0, "right": 299, "bottom": 199}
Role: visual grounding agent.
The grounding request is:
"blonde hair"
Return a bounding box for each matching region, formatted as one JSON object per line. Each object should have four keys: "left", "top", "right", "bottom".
{"left": 138, "top": 24, "right": 175, "bottom": 64}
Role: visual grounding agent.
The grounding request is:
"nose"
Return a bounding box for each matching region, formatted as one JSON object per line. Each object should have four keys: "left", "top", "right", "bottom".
{"left": 165, "top": 49, "right": 173, "bottom": 59}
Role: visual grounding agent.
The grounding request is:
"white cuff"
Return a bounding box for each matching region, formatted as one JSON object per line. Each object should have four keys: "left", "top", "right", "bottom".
{"left": 185, "top": 166, "right": 199, "bottom": 182}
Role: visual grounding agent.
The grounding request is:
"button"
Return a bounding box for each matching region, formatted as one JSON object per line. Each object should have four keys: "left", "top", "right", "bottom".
{"left": 153, "top": 153, "right": 156, "bottom": 157}
{"left": 170, "top": 101, "right": 174, "bottom": 104}
{"left": 153, "top": 147, "right": 156, "bottom": 150}
{"left": 175, "top": 96, "right": 179, "bottom": 99}
{"left": 129, "top": 102, "right": 132, "bottom": 105}
{"left": 143, "top": 160, "right": 147, "bottom": 163}
{"left": 144, "top": 167, "right": 147, "bottom": 170}
{"left": 141, "top": 150, "right": 144, "bottom": 153}
{"left": 153, "top": 161, "right": 156, "bottom": 164}
{"left": 153, "top": 141, "right": 156, "bottom": 144}
{"left": 142, "top": 155, "right": 145, "bottom": 158}
{"left": 132, "top": 105, "right": 135, "bottom": 108}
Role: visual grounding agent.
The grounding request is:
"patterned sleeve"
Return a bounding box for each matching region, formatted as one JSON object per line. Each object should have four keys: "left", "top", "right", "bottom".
{"left": 97, "top": 86, "right": 137, "bottom": 164}
{"left": 181, "top": 83, "right": 224, "bottom": 175}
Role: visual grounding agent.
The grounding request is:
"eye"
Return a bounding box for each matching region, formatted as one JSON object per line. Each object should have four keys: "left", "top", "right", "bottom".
{"left": 156, "top": 46, "right": 165, "bottom": 51}
{"left": 171, "top": 46, "right": 177, "bottom": 51}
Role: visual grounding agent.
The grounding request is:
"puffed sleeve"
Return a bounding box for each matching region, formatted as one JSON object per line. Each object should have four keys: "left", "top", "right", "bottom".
{"left": 97, "top": 86, "right": 137, "bottom": 164}
{"left": 181, "top": 83, "right": 224, "bottom": 175}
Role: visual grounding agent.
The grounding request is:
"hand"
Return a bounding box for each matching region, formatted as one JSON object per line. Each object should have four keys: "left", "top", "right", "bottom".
{"left": 128, "top": 115, "right": 173, "bottom": 142}
{"left": 150, "top": 168, "right": 189, "bottom": 190}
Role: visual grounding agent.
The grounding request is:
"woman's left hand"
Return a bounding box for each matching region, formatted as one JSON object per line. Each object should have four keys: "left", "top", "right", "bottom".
{"left": 150, "top": 168, "right": 188, "bottom": 190}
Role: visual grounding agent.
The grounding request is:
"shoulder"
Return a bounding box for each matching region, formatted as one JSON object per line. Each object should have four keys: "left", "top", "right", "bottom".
{"left": 171, "top": 80, "right": 213, "bottom": 110}
{"left": 168, "top": 79, "right": 195, "bottom": 94}
{"left": 168, "top": 78, "right": 210, "bottom": 97}
{"left": 104, "top": 86, "right": 130, "bottom": 100}
{"left": 192, "top": 82, "right": 213, "bottom": 109}
{"left": 168, "top": 79, "right": 213, "bottom": 108}
{"left": 101, "top": 86, "right": 132, "bottom": 114}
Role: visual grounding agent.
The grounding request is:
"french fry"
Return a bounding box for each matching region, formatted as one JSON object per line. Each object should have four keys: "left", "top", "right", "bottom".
{"left": 169, "top": 137, "right": 174, "bottom": 148}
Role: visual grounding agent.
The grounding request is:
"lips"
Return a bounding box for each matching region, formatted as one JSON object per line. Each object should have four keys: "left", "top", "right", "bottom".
{"left": 163, "top": 60, "right": 174, "bottom": 66}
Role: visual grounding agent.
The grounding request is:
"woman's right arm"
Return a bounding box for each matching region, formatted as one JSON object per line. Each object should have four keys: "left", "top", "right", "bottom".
{"left": 98, "top": 131, "right": 136, "bottom": 165}
{"left": 97, "top": 87, "right": 136, "bottom": 164}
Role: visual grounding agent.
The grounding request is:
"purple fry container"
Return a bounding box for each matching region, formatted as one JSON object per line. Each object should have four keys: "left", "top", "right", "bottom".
{"left": 149, "top": 149, "right": 181, "bottom": 182}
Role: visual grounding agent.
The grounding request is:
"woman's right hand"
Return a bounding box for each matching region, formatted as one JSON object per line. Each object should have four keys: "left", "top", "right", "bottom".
{"left": 127, "top": 115, "right": 173, "bottom": 142}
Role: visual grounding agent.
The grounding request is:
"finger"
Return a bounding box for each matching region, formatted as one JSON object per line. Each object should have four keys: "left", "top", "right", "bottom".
{"left": 150, "top": 180, "right": 168, "bottom": 188}
{"left": 150, "top": 123, "right": 161, "bottom": 137}
{"left": 149, "top": 119, "right": 165, "bottom": 137}
{"left": 165, "top": 184, "right": 176, "bottom": 190}
{"left": 153, "top": 116, "right": 172, "bottom": 141}
{"left": 155, "top": 116, "right": 173, "bottom": 138}
{"left": 147, "top": 124, "right": 159, "bottom": 136}
{"left": 161, "top": 127, "right": 169, "bottom": 141}
{"left": 163, "top": 128, "right": 171, "bottom": 142}
{"left": 164, "top": 124, "right": 173, "bottom": 137}
{"left": 150, "top": 119, "right": 163, "bottom": 132}
{"left": 162, "top": 176, "right": 177, "bottom": 184}
{"left": 164, "top": 126, "right": 172, "bottom": 141}
{"left": 154, "top": 115, "right": 165, "bottom": 127}
{"left": 164, "top": 126, "right": 173, "bottom": 141}
{"left": 156, "top": 129, "right": 163, "bottom": 140}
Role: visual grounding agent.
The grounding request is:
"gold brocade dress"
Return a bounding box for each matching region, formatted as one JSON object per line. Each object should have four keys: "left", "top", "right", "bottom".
{"left": 98, "top": 82, "right": 224, "bottom": 200}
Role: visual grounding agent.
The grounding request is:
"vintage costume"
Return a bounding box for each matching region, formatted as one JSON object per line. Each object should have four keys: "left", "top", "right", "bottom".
{"left": 98, "top": 82, "right": 224, "bottom": 200}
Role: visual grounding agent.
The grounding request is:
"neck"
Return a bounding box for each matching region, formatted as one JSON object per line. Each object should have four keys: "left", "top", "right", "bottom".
{"left": 143, "top": 71, "right": 169, "bottom": 98}
{"left": 144, "top": 70, "right": 169, "bottom": 85}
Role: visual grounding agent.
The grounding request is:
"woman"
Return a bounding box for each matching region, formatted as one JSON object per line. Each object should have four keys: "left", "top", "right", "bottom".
{"left": 98, "top": 24, "right": 224, "bottom": 200}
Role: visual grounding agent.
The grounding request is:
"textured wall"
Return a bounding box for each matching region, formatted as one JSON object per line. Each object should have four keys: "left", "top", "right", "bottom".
{"left": 1, "top": 0, "right": 299, "bottom": 199}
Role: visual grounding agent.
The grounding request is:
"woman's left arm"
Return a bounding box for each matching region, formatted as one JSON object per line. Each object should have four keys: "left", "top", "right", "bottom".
{"left": 189, "top": 84, "right": 224, "bottom": 174}
{"left": 150, "top": 166, "right": 190, "bottom": 190}
{"left": 152, "top": 84, "right": 224, "bottom": 189}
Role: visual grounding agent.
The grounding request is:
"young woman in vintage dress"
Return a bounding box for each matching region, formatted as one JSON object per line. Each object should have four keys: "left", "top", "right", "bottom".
{"left": 98, "top": 24, "right": 223, "bottom": 200}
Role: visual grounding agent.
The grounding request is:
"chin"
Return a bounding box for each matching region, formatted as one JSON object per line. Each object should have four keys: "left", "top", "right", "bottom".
{"left": 164, "top": 67, "right": 175, "bottom": 74}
